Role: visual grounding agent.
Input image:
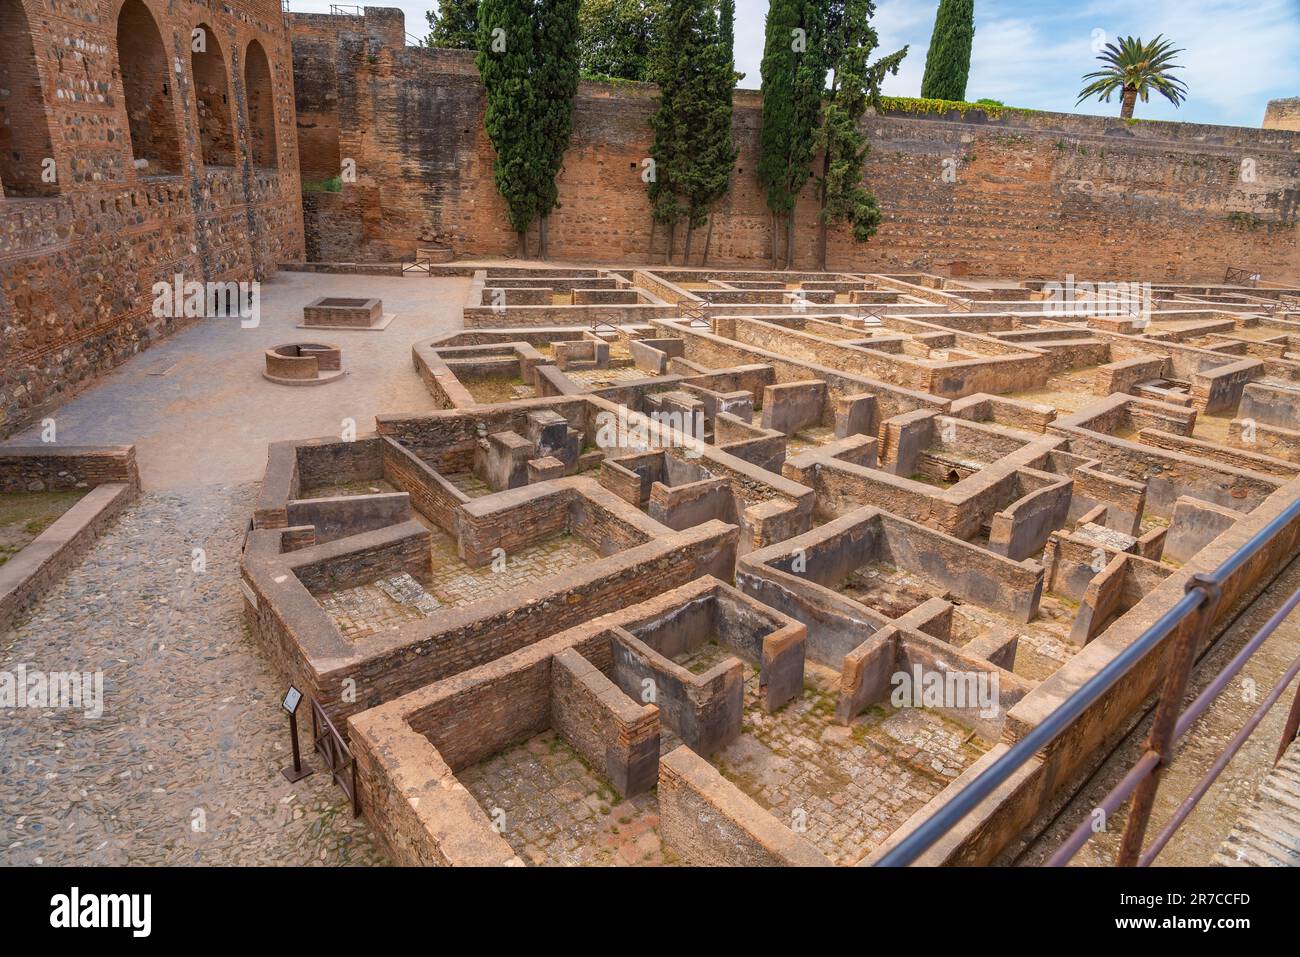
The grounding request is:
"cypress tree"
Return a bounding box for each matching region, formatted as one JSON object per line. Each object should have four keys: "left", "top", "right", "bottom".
{"left": 477, "top": 0, "right": 579, "bottom": 258}
{"left": 677, "top": 0, "right": 736, "bottom": 263}
{"left": 693, "top": 0, "right": 738, "bottom": 264}
{"left": 816, "top": 0, "right": 906, "bottom": 268}
{"left": 477, "top": 0, "right": 539, "bottom": 255}
{"left": 426, "top": 0, "right": 479, "bottom": 49}
{"left": 758, "top": 0, "right": 829, "bottom": 268}
{"left": 646, "top": 0, "right": 695, "bottom": 263}
{"left": 535, "top": 0, "right": 581, "bottom": 258}
{"left": 920, "top": 0, "right": 974, "bottom": 102}
{"left": 647, "top": 0, "right": 737, "bottom": 265}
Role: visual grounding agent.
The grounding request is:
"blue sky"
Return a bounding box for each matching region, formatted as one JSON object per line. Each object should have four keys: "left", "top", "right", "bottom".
{"left": 291, "top": 0, "right": 1300, "bottom": 127}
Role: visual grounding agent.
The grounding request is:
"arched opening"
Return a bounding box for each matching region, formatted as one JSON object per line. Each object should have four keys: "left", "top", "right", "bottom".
{"left": 0, "top": 0, "right": 58, "bottom": 197}
{"left": 191, "top": 23, "right": 236, "bottom": 168}
{"left": 244, "top": 40, "right": 277, "bottom": 168}
{"left": 116, "top": 0, "right": 182, "bottom": 174}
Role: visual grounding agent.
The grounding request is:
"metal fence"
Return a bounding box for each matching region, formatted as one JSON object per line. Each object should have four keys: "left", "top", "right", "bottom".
{"left": 311, "top": 698, "right": 360, "bottom": 817}
{"left": 877, "top": 496, "right": 1300, "bottom": 867}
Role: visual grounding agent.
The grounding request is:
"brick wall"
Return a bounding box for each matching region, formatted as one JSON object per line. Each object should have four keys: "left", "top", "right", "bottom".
{"left": 291, "top": 10, "right": 1300, "bottom": 283}
{"left": 1, "top": 0, "right": 305, "bottom": 438}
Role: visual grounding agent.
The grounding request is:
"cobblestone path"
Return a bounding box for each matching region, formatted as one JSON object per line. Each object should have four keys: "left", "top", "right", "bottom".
{"left": 459, "top": 730, "right": 669, "bottom": 866}
{"left": 0, "top": 484, "right": 388, "bottom": 866}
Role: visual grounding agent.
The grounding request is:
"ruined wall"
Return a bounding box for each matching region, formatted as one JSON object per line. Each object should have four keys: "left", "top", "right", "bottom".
{"left": 1264, "top": 98, "right": 1300, "bottom": 132}
{"left": 291, "top": 9, "right": 1300, "bottom": 283}
{"left": 0, "top": 0, "right": 304, "bottom": 437}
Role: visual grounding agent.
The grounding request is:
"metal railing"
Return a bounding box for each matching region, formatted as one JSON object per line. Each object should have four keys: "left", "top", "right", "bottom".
{"left": 855, "top": 304, "right": 884, "bottom": 325}
{"left": 312, "top": 699, "right": 360, "bottom": 817}
{"left": 678, "top": 300, "right": 710, "bottom": 328}
{"left": 1224, "top": 266, "right": 1262, "bottom": 287}
{"left": 400, "top": 252, "right": 431, "bottom": 275}
{"left": 1270, "top": 293, "right": 1300, "bottom": 317}
{"left": 876, "top": 495, "right": 1300, "bottom": 867}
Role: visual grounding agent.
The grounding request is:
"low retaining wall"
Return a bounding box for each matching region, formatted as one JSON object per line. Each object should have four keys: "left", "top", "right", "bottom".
{"left": 0, "top": 445, "right": 140, "bottom": 634}
{"left": 658, "top": 746, "right": 832, "bottom": 866}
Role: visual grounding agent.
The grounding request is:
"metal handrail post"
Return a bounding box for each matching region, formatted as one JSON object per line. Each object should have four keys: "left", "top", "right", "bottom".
{"left": 1115, "top": 573, "right": 1221, "bottom": 865}
{"left": 1277, "top": 680, "right": 1300, "bottom": 765}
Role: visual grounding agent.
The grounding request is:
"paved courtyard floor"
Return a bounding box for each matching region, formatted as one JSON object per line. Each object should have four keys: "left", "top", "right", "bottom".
{"left": 459, "top": 730, "right": 669, "bottom": 866}
{"left": 3, "top": 271, "right": 462, "bottom": 490}
{"left": 1, "top": 271, "right": 469, "bottom": 865}
{"left": 706, "top": 661, "right": 986, "bottom": 865}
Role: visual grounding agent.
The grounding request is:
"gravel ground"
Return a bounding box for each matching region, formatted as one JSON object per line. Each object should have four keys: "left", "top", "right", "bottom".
{"left": 0, "top": 483, "right": 388, "bottom": 866}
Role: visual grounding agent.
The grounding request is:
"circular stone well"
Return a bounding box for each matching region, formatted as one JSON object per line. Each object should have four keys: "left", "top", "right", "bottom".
{"left": 263, "top": 343, "right": 346, "bottom": 386}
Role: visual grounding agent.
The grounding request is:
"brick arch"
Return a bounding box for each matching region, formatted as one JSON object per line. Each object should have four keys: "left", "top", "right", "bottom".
{"left": 190, "top": 22, "right": 236, "bottom": 168}
{"left": 0, "top": 0, "right": 58, "bottom": 197}
{"left": 115, "top": 0, "right": 182, "bottom": 174}
{"left": 243, "top": 38, "right": 277, "bottom": 169}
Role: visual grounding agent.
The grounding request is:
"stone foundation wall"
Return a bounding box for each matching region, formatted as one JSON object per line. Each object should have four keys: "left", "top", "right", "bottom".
{"left": 657, "top": 746, "right": 832, "bottom": 866}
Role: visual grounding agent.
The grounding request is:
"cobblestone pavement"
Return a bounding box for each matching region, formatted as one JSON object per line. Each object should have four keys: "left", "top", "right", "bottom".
{"left": 320, "top": 528, "right": 602, "bottom": 636}
{"left": 319, "top": 574, "right": 441, "bottom": 641}
{"left": 783, "top": 426, "right": 838, "bottom": 456}
{"left": 0, "top": 484, "right": 388, "bottom": 866}
{"left": 425, "top": 528, "right": 600, "bottom": 608}
{"left": 562, "top": 366, "right": 658, "bottom": 387}
{"left": 442, "top": 471, "right": 491, "bottom": 498}
{"left": 710, "top": 664, "right": 986, "bottom": 865}
{"left": 838, "top": 564, "right": 1081, "bottom": 684}
{"left": 463, "top": 378, "right": 535, "bottom": 404}
{"left": 459, "top": 730, "right": 671, "bottom": 866}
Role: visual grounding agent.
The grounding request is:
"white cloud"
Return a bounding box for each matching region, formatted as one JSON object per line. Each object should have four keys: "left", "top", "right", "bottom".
{"left": 969, "top": 0, "right": 1300, "bottom": 124}
{"left": 285, "top": 0, "right": 1300, "bottom": 126}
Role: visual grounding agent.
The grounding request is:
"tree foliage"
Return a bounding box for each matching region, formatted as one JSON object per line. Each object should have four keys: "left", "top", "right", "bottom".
{"left": 1076, "top": 34, "right": 1187, "bottom": 119}
{"left": 476, "top": 0, "right": 580, "bottom": 254}
{"left": 683, "top": 0, "right": 737, "bottom": 231}
{"left": 817, "top": 0, "right": 906, "bottom": 254}
{"left": 758, "top": 0, "right": 830, "bottom": 265}
{"left": 647, "top": 0, "right": 737, "bottom": 261}
{"left": 756, "top": 0, "right": 825, "bottom": 217}
{"left": 426, "top": 0, "right": 479, "bottom": 49}
{"left": 920, "top": 0, "right": 974, "bottom": 102}
{"left": 579, "top": 0, "right": 662, "bottom": 81}
{"left": 536, "top": 0, "right": 582, "bottom": 233}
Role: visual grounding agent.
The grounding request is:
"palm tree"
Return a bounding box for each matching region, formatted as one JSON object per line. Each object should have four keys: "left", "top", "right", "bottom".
{"left": 1076, "top": 35, "right": 1188, "bottom": 119}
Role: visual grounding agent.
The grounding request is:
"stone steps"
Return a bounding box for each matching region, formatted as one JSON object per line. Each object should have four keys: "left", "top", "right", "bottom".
{"left": 1215, "top": 737, "right": 1300, "bottom": 866}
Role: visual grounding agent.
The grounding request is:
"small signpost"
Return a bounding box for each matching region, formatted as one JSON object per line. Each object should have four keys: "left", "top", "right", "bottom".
{"left": 281, "top": 686, "right": 314, "bottom": 782}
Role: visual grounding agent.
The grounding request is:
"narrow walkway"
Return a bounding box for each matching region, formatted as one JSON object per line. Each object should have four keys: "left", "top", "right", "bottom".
{"left": 0, "top": 484, "right": 387, "bottom": 864}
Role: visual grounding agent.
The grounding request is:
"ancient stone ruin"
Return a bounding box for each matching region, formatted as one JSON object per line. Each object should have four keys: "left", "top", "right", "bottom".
{"left": 264, "top": 343, "right": 345, "bottom": 385}
{"left": 239, "top": 263, "right": 1300, "bottom": 865}
{"left": 2, "top": 0, "right": 1299, "bottom": 874}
